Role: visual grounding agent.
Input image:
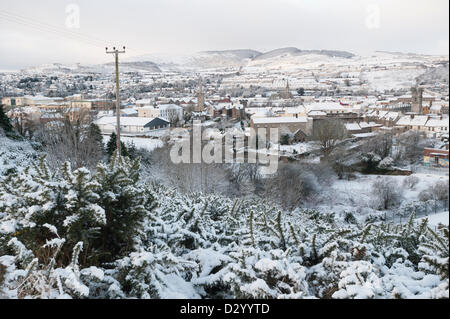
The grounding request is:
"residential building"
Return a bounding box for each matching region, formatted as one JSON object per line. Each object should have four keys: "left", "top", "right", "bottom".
{"left": 94, "top": 116, "right": 170, "bottom": 135}
{"left": 424, "top": 148, "right": 449, "bottom": 168}
{"left": 250, "top": 116, "right": 313, "bottom": 141}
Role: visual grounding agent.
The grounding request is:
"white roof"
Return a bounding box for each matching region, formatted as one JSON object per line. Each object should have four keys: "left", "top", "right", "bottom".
{"left": 384, "top": 112, "right": 399, "bottom": 121}
{"left": 252, "top": 117, "right": 308, "bottom": 124}
{"left": 359, "top": 121, "right": 381, "bottom": 128}
{"left": 95, "top": 116, "right": 159, "bottom": 126}
{"left": 308, "top": 110, "right": 327, "bottom": 116}
{"left": 158, "top": 103, "right": 182, "bottom": 110}
{"left": 396, "top": 115, "right": 428, "bottom": 126}
{"left": 304, "top": 102, "right": 357, "bottom": 113}
{"left": 345, "top": 123, "right": 361, "bottom": 131}
{"left": 135, "top": 99, "right": 152, "bottom": 104}
{"left": 376, "top": 111, "right": 388, "bottom": 119}
{"left": 283, "top": 106, "right": 306, "bottom": 114}
{"left": 120, "top": 108, "right": 138, "bottom": 115}
{"left": 425, "top": 118, "right": 449, "bottom": 128}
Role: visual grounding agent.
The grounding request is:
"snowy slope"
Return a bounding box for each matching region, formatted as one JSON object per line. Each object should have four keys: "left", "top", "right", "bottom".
{"left": 0, "top": 135, "right": 39, "bottom": 176}
{"left": 417, "top": 211, "right": 449, "bottom": 227}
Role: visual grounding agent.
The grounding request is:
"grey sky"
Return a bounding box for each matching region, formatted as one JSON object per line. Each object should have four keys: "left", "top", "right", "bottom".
{"left": 0, "top": 0, "right": 448, "bottom": 70}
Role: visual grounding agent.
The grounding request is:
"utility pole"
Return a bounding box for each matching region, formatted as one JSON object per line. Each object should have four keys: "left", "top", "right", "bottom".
{"left": 106, "top": 46, "right": 126, "bottom": 155}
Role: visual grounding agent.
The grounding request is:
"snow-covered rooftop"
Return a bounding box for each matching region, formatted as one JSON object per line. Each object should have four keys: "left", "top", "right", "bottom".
{"left": 252, "top": 116, "right": 308, "bottom": 124}
{"left": 95, "top": 116, "right": 160, "bottom": 126}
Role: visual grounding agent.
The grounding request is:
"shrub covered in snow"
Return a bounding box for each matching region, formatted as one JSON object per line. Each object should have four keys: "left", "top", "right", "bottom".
{"left": 0, "top": 150, "right": 448, "bottom": 299}
{"left": 371, "top": 177, "right": 404, "bottom": 210}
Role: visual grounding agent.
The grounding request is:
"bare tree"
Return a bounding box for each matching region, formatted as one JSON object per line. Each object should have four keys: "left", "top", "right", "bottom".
{"left": 34, "top": 110, "right": 103, "bottom": 170}
{"left": 144, "top": 143, "right": 236, "bottom": 196}
{"left": 264, "top": 164, "right": 320, "bottom": 210}
{"left": 371, "top": 177, "right": 403, "bottom": 210}
{"left": 394, "top": 131, "right": 433, "bottom": 164}
{"left": 403, "top": 175, "right": 419, "bottom": 190}
{"left": 419, "top": 180, "right": 449, "bottom": 213}
{"left": 12, "top": 112, "right": 37, "bottom": 139}
{"left": 362, "top": 132, "right": 393, "bottom": 159}
{"left": 313, "top": 119, "right": 347, "bottom": 158}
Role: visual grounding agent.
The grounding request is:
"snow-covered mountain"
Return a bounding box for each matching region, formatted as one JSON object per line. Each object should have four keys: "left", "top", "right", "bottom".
{"left": 125, "top": 49, "right": 261, "bottom": 71}
{"left": 20, "top": 48, "right": 448, "bottom": 75}
{"left": 124, "top": 47, "right": 355, "bottom": 71}
{"left": 20, "top": 61, "right": 162, "bottom": 74}
{"left": 103, "top": 61, "right": 161, "bottom": 73}
{"left": 253, "top": 47, "right": 354, "bottom": 61}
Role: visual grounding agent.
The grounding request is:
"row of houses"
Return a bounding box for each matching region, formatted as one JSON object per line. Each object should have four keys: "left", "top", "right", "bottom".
{"left": 2, "top": 95, "right": 114, "bottom": 111}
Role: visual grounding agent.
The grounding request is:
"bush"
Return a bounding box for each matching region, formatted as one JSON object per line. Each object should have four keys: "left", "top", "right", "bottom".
{"left": 280, "top": 134, "right": 291, "bottom": 145}
{"left": 371, "top": 177, "right": 403, "bottom": 210}
{"left": 0, "top": 153, "right": 153, "bottom": 267}
{"left": 419, "top": 180, "right": 449, "bottom": 213}
{"left": 403, "top": 175, "right": 420, "bottom": 189}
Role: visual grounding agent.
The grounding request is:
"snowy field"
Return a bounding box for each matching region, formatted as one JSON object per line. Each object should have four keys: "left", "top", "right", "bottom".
{"left": 417, "top": 211, "right": 449, "bottom": 228}
{"left": 0, "top": 135, "right": 38, "bottom": 175}
{"left": 361, "top": 68, "right": 427, "bottom": 91}
{"left": 279, "top": 142, "right": 320, "bottom": 155}
{"left": 313, "top": 172, "right": 449, "bottom": 221}
{"left": 102, "top": 135, "right": 163, "bottom": 152}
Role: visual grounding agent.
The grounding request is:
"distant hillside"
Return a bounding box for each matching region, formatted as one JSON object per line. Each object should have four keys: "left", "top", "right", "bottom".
{"left": 124, "top": 47, "right": 355, "bottom": 71}
{"left": 416, "top": 62, "right": 449, "bottom": 85}
{"left": 125, "top": 49, "right": 262, "bottom": 71}
{"left": 200, "top": 49, "right": 261, "bottom": 59}
{"left": 104, "top": 61, "right": 161, "bottom": 73}
{"left": 253, "top": 47, "right": 354, "bottom": 60}
{"left": 253, "top": 47, "right": 301, "bottom": 60}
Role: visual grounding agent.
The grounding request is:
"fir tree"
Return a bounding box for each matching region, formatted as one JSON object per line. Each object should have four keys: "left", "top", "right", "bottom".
{"left": 87, "top": 123, "right": 103, "bottom": 151}
{"left": 0, "top": 104, "right": 14, "bottom": 136}
{"left": 106, "top": 132, "right": 129, "bottom": 159}
{"left": 95, "top": 152, "right": 151, "bottom": 262}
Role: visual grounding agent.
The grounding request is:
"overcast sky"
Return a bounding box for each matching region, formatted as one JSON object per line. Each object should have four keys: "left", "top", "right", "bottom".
{"left": 0, "top": 0, "right": 448, "bottom": 70}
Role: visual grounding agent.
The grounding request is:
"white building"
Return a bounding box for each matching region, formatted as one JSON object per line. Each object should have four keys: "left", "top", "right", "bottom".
{"left": 424, "top": 117, "right": 449, "bottom": 137}
{"left": 137, "top": 104, "right": 183, "bottom": 123}
{"left": 158, "top": 104, "right": 183, "bottom": 122}
{"left": 94, "top": 116, "right": 169, "bottom": 135}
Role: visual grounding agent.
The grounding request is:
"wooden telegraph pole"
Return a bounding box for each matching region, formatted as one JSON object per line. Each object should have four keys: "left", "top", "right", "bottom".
{"left": 106, "top": 46, "right": 126, "bottom": 155}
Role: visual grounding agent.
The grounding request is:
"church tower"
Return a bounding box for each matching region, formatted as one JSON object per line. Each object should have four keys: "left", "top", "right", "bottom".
{"left": 411, "top": 86, "right": 423, "bottom": 114}
{"left": 281, "top": 80, "right": 293, "bottom": 99}
{"left": 195, "top": 78, "right": 205, "bottom": 112}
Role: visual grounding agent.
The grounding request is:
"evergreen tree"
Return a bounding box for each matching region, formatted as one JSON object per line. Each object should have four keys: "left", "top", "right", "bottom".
{"left": 0, "top": 104, "right": 13, "bottom": 135}
{"left": 87, "top": 123, "right": 104, "bottom": 154}
{"left": 95, "top": 152, "right": 151, "bottom": 262}
{"left": 280, "top": 134, "right": 290, "bottom": 145}
{"left": 106, "top": 132, "right": 128, "bottom": 159}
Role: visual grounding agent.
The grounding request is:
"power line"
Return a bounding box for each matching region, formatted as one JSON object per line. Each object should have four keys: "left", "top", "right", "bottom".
{"left": 0, "top": 13, "right": 106, "bottom": 49}
{"left": 0, "top": 10, "right": 109, "bottom": 47}
{"left": 0, "top": 10, "right": 150, "bottom": 56}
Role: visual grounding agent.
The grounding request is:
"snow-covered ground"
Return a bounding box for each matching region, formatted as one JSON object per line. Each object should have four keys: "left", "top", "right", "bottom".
{"left": 102, "top": 135, "right": 163, "bottom": 153}
{"left": 279, "top": 142, "right": 320, "bottom": 155}
{"left": 417, "top": 211, "right": 449, "bottom": 227}
{"left": 314, "top": 172, "right": 449, "bottom": 221}
{"left": 360, "top": 68, "right": 427, "bottom": 91}
{"left": 0, "top": 136, "right": 39, "bottom": 175}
